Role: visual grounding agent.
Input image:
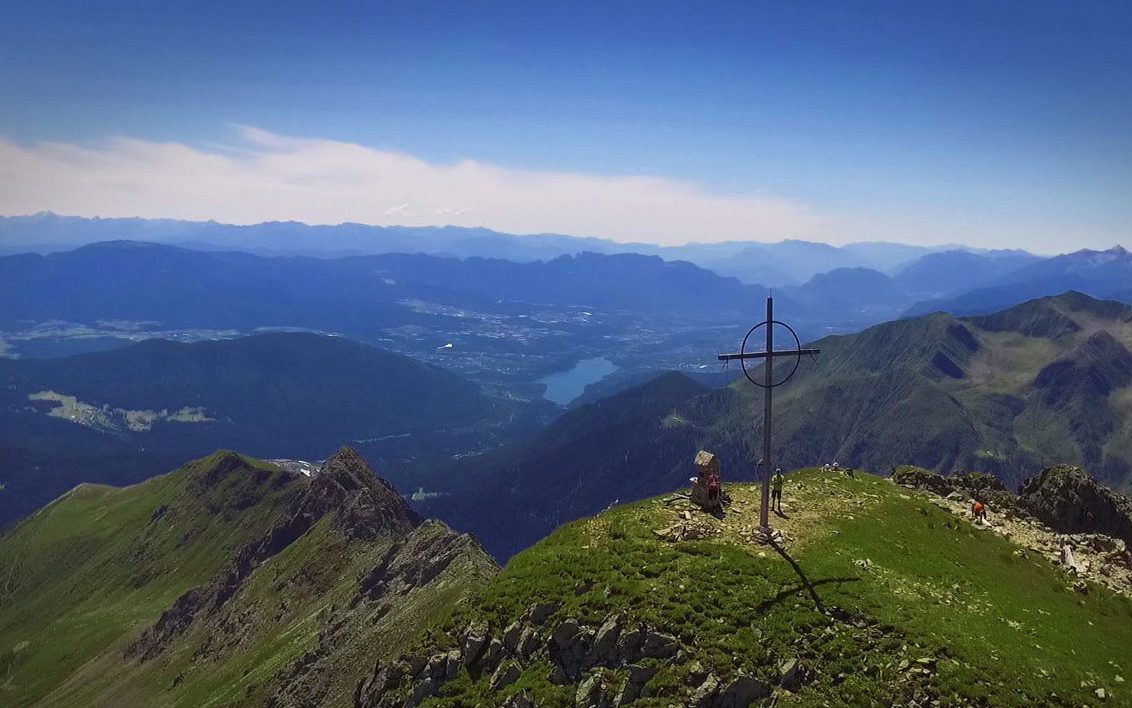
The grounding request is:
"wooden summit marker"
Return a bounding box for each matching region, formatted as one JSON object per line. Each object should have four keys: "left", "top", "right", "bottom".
{"left": 717, "top": 296, "right": 819, "bottom": 534}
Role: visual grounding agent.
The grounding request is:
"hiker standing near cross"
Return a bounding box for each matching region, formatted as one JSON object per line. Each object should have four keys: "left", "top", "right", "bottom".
{"left": 718, "top": 296, "right": 819, "bottom": 534}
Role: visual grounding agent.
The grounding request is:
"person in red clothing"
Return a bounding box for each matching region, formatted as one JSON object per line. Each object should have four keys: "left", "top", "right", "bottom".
{"left": 972, "top": 500, "right": 987, "bottom": 523}
{"left": 707, "top": 471, "right": 721, "bottom": 506}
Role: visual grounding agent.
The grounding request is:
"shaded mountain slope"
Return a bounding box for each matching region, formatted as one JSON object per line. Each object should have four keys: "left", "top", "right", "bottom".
{"left": 358, "top": 251, "right": 771, "bottom": 317}
{"left": 2, "top": 332, "right": 488, "bottom": 444}
{"left": 0, "top": 448, "right": 496, "bottom": 707}
{"left": 361, "top": 469, "right": 1132, "bottom": 706}
{"left": 678, "top": 292, "right": 1132, "bottom": 492}
{"left": 891, "top": 249, "right": 1038, "bottom": 299}
{"left": 418, "top": 373, "right": 712, "bottom": 560}
{"left": 780, "top": 267, "right": 913, "bottom": 327}
{"left": 0, "top": 332, "right": 534, "bottom": 528}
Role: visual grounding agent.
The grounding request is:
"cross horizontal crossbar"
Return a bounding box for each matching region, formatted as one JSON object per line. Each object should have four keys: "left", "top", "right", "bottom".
{"left": 717, "top": 347, "right": 820, "bottom": 361}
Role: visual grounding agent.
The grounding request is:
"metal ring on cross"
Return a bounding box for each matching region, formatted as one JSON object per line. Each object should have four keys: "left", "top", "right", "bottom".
{"left": 739, "top": 319, "right": 804, "bottom": 388}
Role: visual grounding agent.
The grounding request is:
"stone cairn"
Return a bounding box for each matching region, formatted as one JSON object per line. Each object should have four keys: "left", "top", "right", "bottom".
{"left": 689, "top": 450, "right": 727, "bottom": 512}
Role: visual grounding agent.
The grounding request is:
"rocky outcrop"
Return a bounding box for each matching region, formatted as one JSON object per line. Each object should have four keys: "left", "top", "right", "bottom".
{"left": 305, "top": 446, "right": 423, "bottom": 540}
{"left": 267, "top": 520, "right": 496, "bottom": 706}
{"left": 356, "top": 609, "right": 690, "bottom": 707}
{"left": 356, "top": 608, "right": 800, "bottom": 708}
{"left": 686, "top": 670, "right": 771, "bottom": 707}
{"left": 895, "top": 460, "right": 1132, "bottom": 597}
{"left": 917, "top": 469, "right": 1132, "bottom": 596}
{"left": 1019, "top": 465, "right": 1132, "bottom": 546}
{"left": 892, "top": 466, "right": 1018, "bottom": 513}
{"left": 892, "top": 466, "right": 954, "bottom": 495}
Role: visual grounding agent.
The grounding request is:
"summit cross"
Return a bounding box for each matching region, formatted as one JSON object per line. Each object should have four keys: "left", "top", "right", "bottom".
{"left": 717, "top": 296, "right": 819, "bottom": 533}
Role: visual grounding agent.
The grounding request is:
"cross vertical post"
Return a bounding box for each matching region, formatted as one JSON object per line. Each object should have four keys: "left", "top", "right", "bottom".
{"left": 761, "top": 296, "right": 774, "bottom": 531}
{"left": 717, "top": 296, "right": 819, "bottom": 535}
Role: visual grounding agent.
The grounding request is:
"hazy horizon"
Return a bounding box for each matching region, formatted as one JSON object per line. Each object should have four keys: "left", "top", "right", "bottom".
{"left": 2, "top": 2, "right": 1129, "bottom": 252}
{"left": 0, "top": 210, "right": 1087, "bottom": 256}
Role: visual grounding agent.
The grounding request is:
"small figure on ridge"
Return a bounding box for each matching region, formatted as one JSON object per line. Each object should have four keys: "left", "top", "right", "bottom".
{"left": 972, "top": 499, "right": 987, "bottom": 524}
{"left": 771, "top": 468, "right": 785, "bottom": 513}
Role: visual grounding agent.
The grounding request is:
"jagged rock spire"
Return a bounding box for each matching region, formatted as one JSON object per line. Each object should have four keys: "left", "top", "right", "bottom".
{"left": 305, "top": 446, "right": 422, "bottom": 540}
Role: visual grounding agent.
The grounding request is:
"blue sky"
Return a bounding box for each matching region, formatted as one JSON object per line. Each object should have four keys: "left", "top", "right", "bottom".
{"left": 1, "top": 1, "right": 1129, "bottom": 251}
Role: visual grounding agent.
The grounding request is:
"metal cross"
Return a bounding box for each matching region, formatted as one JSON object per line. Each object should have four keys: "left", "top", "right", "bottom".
{"left": 718, "top": 296, "right": 819, "bottom": 533}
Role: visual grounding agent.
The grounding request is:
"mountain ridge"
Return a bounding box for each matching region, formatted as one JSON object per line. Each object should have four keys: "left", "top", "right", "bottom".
{"left": 0, "top": 447, "right": 497, "bottom": 707}
{"left": 0, "top": 212, "right": 979, "bottom": 271}
{"left": 692, "top": 292, "right": 1132, "bottom": 489}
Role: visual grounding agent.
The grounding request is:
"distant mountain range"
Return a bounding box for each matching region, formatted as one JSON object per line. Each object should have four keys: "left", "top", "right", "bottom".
{"left": 698, "top": 238, "right": 977, "bottom": 286}
{"left": 0, "top": 240, "right": 786, "bottom": 383}
{"left": 8, "top": 215, "right": 1129, "bottom": 331}
{"left": 6, "top": 218, "right": 1129, "bottom": 357}
{"left": 904, "top": 245, "right": 1132, "bottom": 317}
{"left": 0, "top": 240, "right": 770, "bottom": 329}
{"left": 776, "top": 244, "right": 1130, "bottom": 330}
{"left": 6, "top": 239, "right": 1118, "bottom": 371}
{"left": 0, "top": 212, "right": 1009, "bottom": 285}
{"left": 891, "top": 248, "right": 1041, "bottom": 299}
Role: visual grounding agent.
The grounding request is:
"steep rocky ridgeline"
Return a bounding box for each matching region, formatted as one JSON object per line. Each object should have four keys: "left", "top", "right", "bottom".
{"left": 359, "top": 469, "right": 1132, "bottom": 706}
{"left": 894, "top": 464, "right": 1132, "bottom": 596}
{"left": 894, "top": 462, "right": 1132, "bottom": 551}
{"left": 890, "top": 466, "right": 1019, "bottom": 512}
{"left": 0, "top": 447, "right": 497, "bottom": 707}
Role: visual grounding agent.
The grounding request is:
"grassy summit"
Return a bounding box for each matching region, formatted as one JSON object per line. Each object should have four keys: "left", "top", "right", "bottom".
{"left": 387, "top": 469, "right": 1132, "bottom": 706}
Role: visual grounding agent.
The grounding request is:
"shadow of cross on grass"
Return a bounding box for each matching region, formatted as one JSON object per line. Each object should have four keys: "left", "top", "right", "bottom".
{"left": 759, "top": 538, "right": 859, "bottom": 616}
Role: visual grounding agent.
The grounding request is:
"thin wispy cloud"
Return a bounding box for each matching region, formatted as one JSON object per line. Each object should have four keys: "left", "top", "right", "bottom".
{"left": 0, "top": 127, "right": 822, "bottom": 246}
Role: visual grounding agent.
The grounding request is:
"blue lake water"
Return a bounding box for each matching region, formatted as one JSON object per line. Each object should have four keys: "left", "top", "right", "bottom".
{"left": 538, "top": 357, "right": 619, "bottom": 405}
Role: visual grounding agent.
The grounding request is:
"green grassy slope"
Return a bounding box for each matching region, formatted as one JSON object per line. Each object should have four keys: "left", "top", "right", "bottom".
{"left": 0, "top": 452, "right": 299, "bottom": 705}
{"left": 387, "top": 469, "right": 1132, "bottom": 706}
{"left": 0, "top": 448, "right": 498, "bottom": 707}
